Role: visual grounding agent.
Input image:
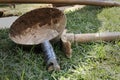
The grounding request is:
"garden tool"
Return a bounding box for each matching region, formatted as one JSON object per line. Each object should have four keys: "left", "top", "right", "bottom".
{"left": 61, "top": 30, "right": 120, "bottom": 58}
{"left": 0, "top": 0, "right": 120, "bottom": 7}
{"left": 9, "top": 8, "right": 66, "bottom": 71}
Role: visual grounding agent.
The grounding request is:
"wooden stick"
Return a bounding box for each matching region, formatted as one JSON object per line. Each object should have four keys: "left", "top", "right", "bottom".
{"left": 61, "top": 31, "right": 120, "bottom": 58}
{"left": 65, "top": 32, "right": 120, "bottom": 42}
{"left": 0, "top": 0, "right": 120, "bottom": 7}
{"left": 41, "top": 40, "right": 60, "bottom": 71}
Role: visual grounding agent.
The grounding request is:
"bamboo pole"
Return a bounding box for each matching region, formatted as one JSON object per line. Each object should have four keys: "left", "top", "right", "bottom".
{"left": 61, "top": 32, "right": 120, "bottom": 58}
{"left": 65, "top": 32, "right": 120, "bottom": 42}
{"left": 0, "top": 0, "right": 120, "bottom": 7}
{"left": 41, "top": 40, "right": 60, "bottom": 71}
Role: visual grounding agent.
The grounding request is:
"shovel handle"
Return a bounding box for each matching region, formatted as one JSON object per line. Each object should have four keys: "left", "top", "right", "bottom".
{"left": 41, "top": 40, "right": 60, "bottom": 71}
{"left": 0, "top": 0, "right": 120, "bottom": 7}
{"left": 66, "top": 32, "right": 120, "bottom": 42}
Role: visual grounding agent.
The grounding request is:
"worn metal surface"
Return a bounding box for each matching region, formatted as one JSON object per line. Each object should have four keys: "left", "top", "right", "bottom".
{"left": 0, "top": 0, "right": 120, "bottom": 6}
{"left": 9, "top": 8, "right": 66, "bottom": 45}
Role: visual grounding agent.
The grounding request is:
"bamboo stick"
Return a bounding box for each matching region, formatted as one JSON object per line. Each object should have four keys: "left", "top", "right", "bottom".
{"left": 0, "top": 0, "right": 120, "bottom": 7}
{"left": 65, "top": 32, "right": 120, "bottom": 42}
{"left": 61, "top": 32, "right": 120, "bottom": 58}
{"left": 41, "top": 40, "right": 60, "bottom": 71}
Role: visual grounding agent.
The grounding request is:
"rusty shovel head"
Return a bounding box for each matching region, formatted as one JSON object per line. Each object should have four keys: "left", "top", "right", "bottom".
{"left": 9, "top": 8, "right": 66, "bottom": 45}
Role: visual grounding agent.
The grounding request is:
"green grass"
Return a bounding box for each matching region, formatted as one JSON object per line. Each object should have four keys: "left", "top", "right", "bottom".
{"left": 0, "top": 3, "right": 120, "bottom": 80}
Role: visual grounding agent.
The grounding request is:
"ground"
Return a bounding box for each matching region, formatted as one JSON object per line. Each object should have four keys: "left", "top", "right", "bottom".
{"left": 0, "top": 1, "right": 120, "bottom": 80}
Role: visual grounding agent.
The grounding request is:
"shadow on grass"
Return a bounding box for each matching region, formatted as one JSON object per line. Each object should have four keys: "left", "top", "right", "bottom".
{"left": 0, "top": 6, "right": 119, "bottom": 80}
{"left": 0, "top": 29, "right": 46, "bottom": 79}
{"left": 66, "top": 6, "right": 103, "bottom": 33}
{"left": 0, "top": 6, "right": 104, "bottom": 80}
{"left": 55, "top": 5, "right": 104, "bottom": 69}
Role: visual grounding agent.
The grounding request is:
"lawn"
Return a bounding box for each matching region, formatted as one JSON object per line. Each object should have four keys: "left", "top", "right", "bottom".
{"left": 0, "top": 2, "right": 120, "bottom": 80}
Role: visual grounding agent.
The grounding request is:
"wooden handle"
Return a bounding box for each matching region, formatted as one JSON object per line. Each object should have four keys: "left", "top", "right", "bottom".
{"left": 0, "top": 0, "right": 120, "bottom": 7}
{"left": 41, "top": 40, "right": 60, "bottom": 71}
{"left": 61, "top": 31, "right": 120, "bottom": 58}
{"left": 66, "top": 32, "right": 120, "bottom": 42}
